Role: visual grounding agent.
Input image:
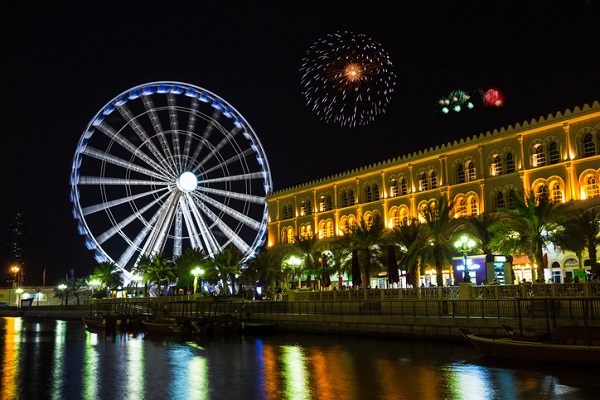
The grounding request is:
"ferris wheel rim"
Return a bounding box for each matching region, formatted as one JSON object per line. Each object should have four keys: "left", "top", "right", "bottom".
{"left": 70, "top": 81, "right": 273, "bottom": 271}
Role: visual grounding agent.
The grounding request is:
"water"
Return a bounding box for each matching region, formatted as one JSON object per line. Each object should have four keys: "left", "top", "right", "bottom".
{"left": 1, "top": 317, "right": 599, "bottom": 400}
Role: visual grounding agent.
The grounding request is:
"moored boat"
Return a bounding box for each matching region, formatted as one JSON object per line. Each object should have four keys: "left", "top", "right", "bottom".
{"left": 142, "top": 318, "right": 193, "bottom": 336}
{"left": 82, "top": 315, "right": 106, "bottom": 329}
{"left": 459, "top": 326, "right": 600, "bottom": 366}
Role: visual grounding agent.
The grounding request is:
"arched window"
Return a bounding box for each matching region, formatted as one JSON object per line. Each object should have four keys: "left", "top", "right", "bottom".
{"left": 373, "top": 183, "right": 380, "bottom": 201}
{"left": 319, "top": 220, "right": 326, "bottom": 238}
{"left": 399, "top": 207, "right": 409, "bottom": 226}
{"left": 430, "top": 171, "right": 437, "bottom": 189}
{"left": 389, "top": 208, "right": 400, "bottom": 228}
{"left": 469, "top": 196, "right": 478, "bottom": 215}
{"left": 348, "top": 189, "right": 355, "bottom": 205}
{"left": 534, "top": 144, "right": 546, "bottom": 167}
{"left": 365, "top": 185, "right": 373, "bottom": 202}
{"left": 549, "top": 141, "right": 560, "bottom": 165}
{"left": 458, "top": 198, "right": 467, "bottom": 217}
{"left": 326, "top": 221, "right": 334, "bottom": 237}
{"left": 300, "top": 225, "right": 307, "bottom": 239}
{"left": 466, "top": 161, "right": 476, "bottom": 181}
{"left": 496, "top": 192, "right": 505, "bottom": 210}
{"left": 326, "top": 195, "right": 333, "bottom": 210}
{"left": 506, "top": 152, "right": 515, "bottom": 173}
{"left": 583, "top": 133, "right": 596, "bottom": 158}
{"left": 389, "top": 177, "right": 398, "bottom": 197}
{"left": 551, "top": 182, "right": 563, "bottom": 203}
{"left": 456, "top": 164, "right": 465, "bottom": 183}
{"left": 492, "top": 155, "right": 503, "bottom": 175}
{"left": 319, "top": 195, "right": 326, "bottom": 212}
{"left": 536, "top": 184, "right": 548, "bottom": 202}
{"left": 341, "top": 191, "right": 348, "bottom": 207}
{"left": 306, "top": 224, "right": 313, "bottom": 238}
{"left": 587, "top": 176, "right": 599, "bottom": 199}
{"left": 400, "top": 177, "right": 407, "bottom": 195}
{"left": 299, "top": 201, "right": 306, "bottom": 216}
{"left": 508, "top": 189, "right": 516, "bottom": 210}
{"left": 305, "top": 200, "right": 312, "bottom": 215}
{"left": 420, "top": 173, "right": 428, "bottom": 191}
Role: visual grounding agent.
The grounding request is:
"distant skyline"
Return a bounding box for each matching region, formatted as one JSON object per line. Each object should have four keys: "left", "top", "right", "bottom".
{"left": 1, "top": 1, "right": 598, "bottom": 285}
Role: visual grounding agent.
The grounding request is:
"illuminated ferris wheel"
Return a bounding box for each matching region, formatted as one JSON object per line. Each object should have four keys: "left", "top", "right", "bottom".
{"left": 70, "top": 81, "right": 273, "bottom": 277}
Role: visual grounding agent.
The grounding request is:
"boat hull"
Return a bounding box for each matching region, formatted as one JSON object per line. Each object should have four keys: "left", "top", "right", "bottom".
{"left": 459, "top": 327, "right": 600, "bottom": 366}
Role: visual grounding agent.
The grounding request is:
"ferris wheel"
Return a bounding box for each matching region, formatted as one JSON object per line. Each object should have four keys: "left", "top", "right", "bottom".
{"left": 70, "top": 81, "right": 273, "bottom": 277}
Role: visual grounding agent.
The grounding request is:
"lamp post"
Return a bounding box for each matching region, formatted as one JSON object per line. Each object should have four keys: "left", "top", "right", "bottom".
{"left": 192, "top": 267, "right": 204, "bottom": 294}
{"left": 58, "top": 284, "right": 67, "bottom": 306}
{"left": 11, "top": 266, "right": 20, "bottom": 288}
{"left": 15, "top": 288, "right": 23, "bottom": 307}
{"left": 288, "top": 256, "right": 302, "bottom": 289}
{"left": 454, "top": 235, "right": 477, "bottom": 283}
{"left": 89, "top": 279, "right": 101, "bottom": 299}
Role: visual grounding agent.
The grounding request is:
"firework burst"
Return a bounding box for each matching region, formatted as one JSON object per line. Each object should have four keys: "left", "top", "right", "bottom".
{"left": 300, "top": 31, "right": 396, "bottom": 128}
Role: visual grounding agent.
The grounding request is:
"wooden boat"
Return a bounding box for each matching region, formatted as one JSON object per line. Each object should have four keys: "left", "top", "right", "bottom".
{"left": 459, "top": 327, "right": 600, "bottom": 366}
{"left": 241, "top": 322, "right": 276, "bottom": 335}
{"left": 142, "top": 318, "right": 193, "bottom": 336}
{"left": 82, "top": 315, "right": 107, "bottom": 329}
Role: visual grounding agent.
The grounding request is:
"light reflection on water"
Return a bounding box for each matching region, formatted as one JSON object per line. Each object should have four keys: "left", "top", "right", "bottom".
{"left": 1, "top": 317, "right": 599, "bottom": 400}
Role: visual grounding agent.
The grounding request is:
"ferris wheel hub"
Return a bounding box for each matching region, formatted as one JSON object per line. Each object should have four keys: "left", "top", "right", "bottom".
{"left": 177, "top": 171, "right": 198, "bottom": 192}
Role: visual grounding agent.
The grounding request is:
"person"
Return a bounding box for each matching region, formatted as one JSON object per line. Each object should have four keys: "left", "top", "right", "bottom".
{"left": 573, "top": 276, "right": 580, "bottom": 284}
{"left": 491, "top": 278, "right": 500, "bottom": 285}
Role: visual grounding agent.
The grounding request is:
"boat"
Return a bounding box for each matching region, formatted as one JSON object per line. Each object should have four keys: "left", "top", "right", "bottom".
{"left": 241, "top": 322, "right": 276, "bottom": 335}
{"left": 142, "top": 318, "right": 194, "bottom": 336}
{"left": 459, "top": 326, "right": 600, "bottom": 366}
{"left": 82, "top": 315, "right": 107, "bottom": 329}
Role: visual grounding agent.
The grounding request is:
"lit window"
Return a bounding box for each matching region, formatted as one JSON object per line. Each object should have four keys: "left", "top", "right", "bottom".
{"left": 506, "top": 152, "right": 515, "bottom": 173}
{"left": 583, "top": 133, "right": 596, "bottom": 158}
{"left": 534, "top": 144, "right": 546, "bottom": 167}
{"left": 457, "top": 164, "right": 465, "bottom": 183}
{"left": 549, "top": 142, "right": 560, "bottom": 165}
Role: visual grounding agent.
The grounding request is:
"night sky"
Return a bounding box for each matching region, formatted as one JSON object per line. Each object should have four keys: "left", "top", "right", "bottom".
{"left": 2, "top": 1, "right": 598, "bottom": 285}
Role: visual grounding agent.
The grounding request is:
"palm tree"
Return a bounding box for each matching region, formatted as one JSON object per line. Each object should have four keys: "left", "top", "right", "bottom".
{"left": 68, "top": 277, "right": 88, "bottom": 305}
{"left": 420, "top": 197, "right": 456, "bottom": 287}
{"left": 142, "top": 254, "right": 176, "bottom": 296}
{"left": 205, "top": 247, "right": 243, "bottom": 295}
{"left": 53, "top": 279, "right": 69, "bottom": 305}
{"left": 290, "top": 235, "right": 323, "bottom": 288}
{"left": 488, "top": 190, "right": 571, "bottom": 281}
{"left": 245, "top": 249, "right": 285, "bottom": 290}
{"left": 554, "top": 207, "right": 600, "bottom": 274}
{"left": 174, "top": 247, "right": 208, "bottom": 292}
{"left": 91, "top": 261, "right": 123, "bottom": 297}
{"left": 460, "top": 213, "right": 500, "bottom": 256}
{"left": 335, "top": 214, "right": 386, "bottom": 288}
{"left": 389, "top": 218, "right": 427, "bottom": 287}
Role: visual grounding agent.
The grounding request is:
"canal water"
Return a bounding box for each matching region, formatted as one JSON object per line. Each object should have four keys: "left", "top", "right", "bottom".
{"left": 1, "top": 317, "right": 599, "bottom": 400}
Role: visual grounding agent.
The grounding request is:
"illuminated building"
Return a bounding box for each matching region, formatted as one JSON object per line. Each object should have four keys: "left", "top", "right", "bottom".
{"left": 6, "top": 210, "right": 27, "bottom": 285}
{"left": 266, "top": 101, "right": 600, "bottom": 285}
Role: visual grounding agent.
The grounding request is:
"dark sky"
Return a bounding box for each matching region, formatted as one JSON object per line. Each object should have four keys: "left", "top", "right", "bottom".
{"left": 1, "top": 1, "right": 599, "bottom": 285}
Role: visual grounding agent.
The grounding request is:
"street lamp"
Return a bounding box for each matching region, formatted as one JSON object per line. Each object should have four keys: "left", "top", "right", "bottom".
{"left": 11, "top": 266, "right": 20, "bottom": 288}
{"left": 58, "top": 284, "right": 67, "bottom": 306}
{"left": 15, "top": 288, "right": 23, "bottom": 307}
{"left": 454, "top": 235, "right": 477, "bottom": 283}
{"left": 192, "top": 267, "right": 204, "bottom": 294}
{"left": 288, "top": 256, "right": 302, "bottom": 288}
{"left": 89, "top": 279, "right": 101, "bottom": 298}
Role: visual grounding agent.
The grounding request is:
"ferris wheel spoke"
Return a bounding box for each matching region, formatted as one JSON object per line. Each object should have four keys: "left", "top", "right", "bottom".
{"left": 78, "top": 176, "right": 170, "bottom": 186}
{"left": 141, "top": 95, "right": 175, "bottom": 168}
{"left": 201, "top": 171, "right": 265, "bottom": 184}
{"left": 193, "top": 125, "right": 241, "bottom": 173}
{"left": 180, "top": 195, "right": 221, "bottom": 256}
{"left": 193, "top": 191, "right": 263, "bottom": 231}
{"left": 94, "top": 120, "right": 171, "bottom": 176}
{"left": 198, "top": 186, "right": 266, "bottom": 205}
{"left": 81, "top": 146, "right": 169, "bottom": 181}
{"left": 117, "top": 199, "right": 172, "bottom": 268}
{"left": 95, "top": 193, "right": 169, "bottom": 245}
{"left": 167, "top": 92, "right": 182, "bottom": 170}
{"left": 182, "top": 97, "right": 201, "bottom": 162}
{"left": 81, "top": 187, "right": 168, "bottom": 215}
{"left": 187, "top": 109, "right": 221, "bottom": 170}
{"left": 194, "top": 199, "right": 250, "bottom": 255}
{"left": 201, "top": 147, "right": 254, "bottom": 176}
{"left": 142, "top": 192, "right": 180, "bottom": 256}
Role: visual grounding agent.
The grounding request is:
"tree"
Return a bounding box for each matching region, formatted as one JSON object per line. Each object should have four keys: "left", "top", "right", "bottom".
{"left": 389, "top": 218, "right": 427, "bottom": 287}
{"left": 91, "top": 261, "right": 123, "bottom": 297}
{"left": 554, "top": 207, "right": 600, "bottom": 274}
{"left": 244, "top": 249, "right": 285, "bottom": 290}
{"left": 141, "top": 254, "right": 176, "bottom": 296}
{"left": 205, "top": 247, "right": 243, "bottom": 295}
{"left": 174, "top": 247, "right": 209, "bottom": 292}
{"left": 460, "top": 213, "right": 500, "bottom": 256}
{"left": 489, "top": 190, "right": 571, "bottom": 281}
{"left": 420, "top": 197, "right": 456, "bottom": 287}
{"left": 68, "top": 277, "right": 88, "bottom": 305}
{"left": 290, "top": 235, "right": 324, "bottom": 288}
{"left": 335, "top": 214, "right": 386, "bottom": 287}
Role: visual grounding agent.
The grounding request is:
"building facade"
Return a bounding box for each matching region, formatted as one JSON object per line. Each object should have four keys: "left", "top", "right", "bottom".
{"left": 266, "top": 101, "right": 600, "bottom": 285}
